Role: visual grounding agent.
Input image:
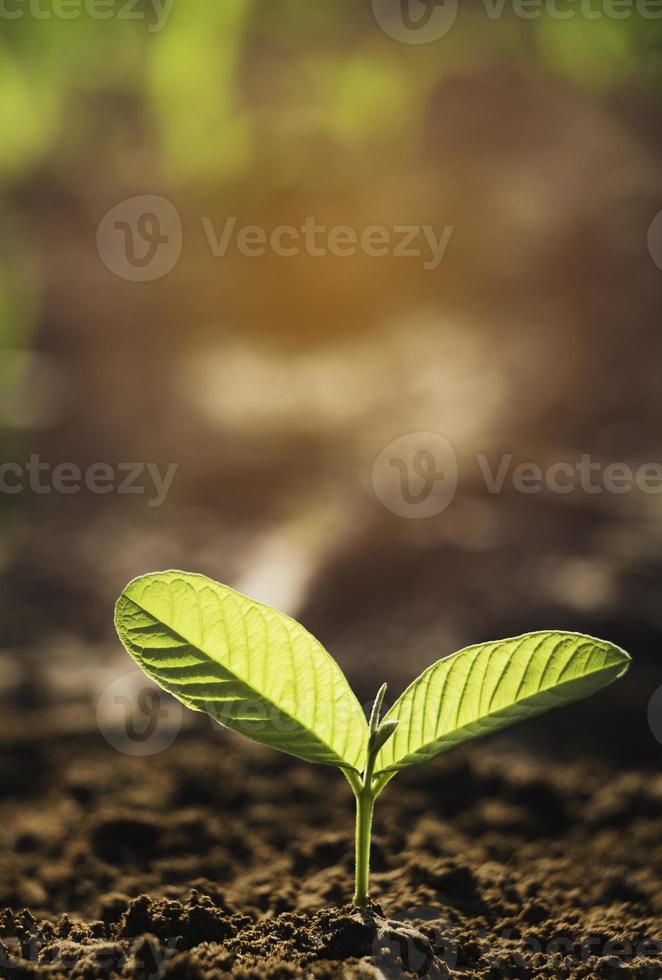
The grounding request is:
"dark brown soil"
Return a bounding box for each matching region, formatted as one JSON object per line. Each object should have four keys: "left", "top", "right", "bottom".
{"left": 1, "top": 712, "right": 661, "bottom": 979}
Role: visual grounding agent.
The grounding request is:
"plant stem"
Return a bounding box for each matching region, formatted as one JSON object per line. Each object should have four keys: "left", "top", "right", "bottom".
{"left": 353, "top": 787, "right": 375, "bottom": 908}
{"left": 351, "top": 683, "right": 397, "bottom": 908}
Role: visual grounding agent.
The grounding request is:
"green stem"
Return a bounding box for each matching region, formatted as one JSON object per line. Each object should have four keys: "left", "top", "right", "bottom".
{"left": 350, "top": 683, "right": 397, "bottom": 908}
{"left": 353, "top": 787, "right": 375, "bottom": 908}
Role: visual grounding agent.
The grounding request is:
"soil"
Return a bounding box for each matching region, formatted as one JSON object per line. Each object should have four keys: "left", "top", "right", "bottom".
{"left": 3, "top": 20, "right": 662, "bottom": 976}
{"left": 1, "top": 711, "right": 661, "bottom": 979}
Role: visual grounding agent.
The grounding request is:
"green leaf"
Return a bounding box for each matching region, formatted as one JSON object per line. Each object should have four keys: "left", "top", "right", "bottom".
{"left": 115, "top": 571, "right": 368, "bottom": 772}
{"left": 374, "top": 631, "right": 631, "bottom": 775}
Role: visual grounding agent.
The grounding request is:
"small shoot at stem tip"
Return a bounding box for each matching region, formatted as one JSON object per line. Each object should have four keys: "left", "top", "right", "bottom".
{"left": 368, "top": 681, "right": 388, "bottom": 735}
{"left": 366, "top": 683, "right": 399, "bottom": 758}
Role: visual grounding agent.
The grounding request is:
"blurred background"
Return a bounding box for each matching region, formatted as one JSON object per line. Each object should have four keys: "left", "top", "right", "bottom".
{"left": 1, "top": 0, "right": 662, "bottom": 773}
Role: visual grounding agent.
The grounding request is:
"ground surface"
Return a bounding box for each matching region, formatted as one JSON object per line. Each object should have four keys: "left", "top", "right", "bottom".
{"left": 1, "top": 709, "right": 661, "bottom": 979}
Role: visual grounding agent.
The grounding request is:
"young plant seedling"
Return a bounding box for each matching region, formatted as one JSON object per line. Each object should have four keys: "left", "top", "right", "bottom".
{"left": 115, "top": 571, "right": 631, "bottom": 908}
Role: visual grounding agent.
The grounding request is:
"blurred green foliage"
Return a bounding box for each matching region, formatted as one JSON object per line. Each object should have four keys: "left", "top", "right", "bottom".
{"left": 146, "top": 0, "right": 253, "bottom": 180}
{"left": 536, "top": 15, "right": 652, "bottom": 88}
{"left": 0, "top": 1, "right": 660, "bottom": 353}
{"left": 1, "top": 2, "right": 660, "bottom": 191}
{"left": 0, "top": 219, "right": 38, "bottom": 351}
